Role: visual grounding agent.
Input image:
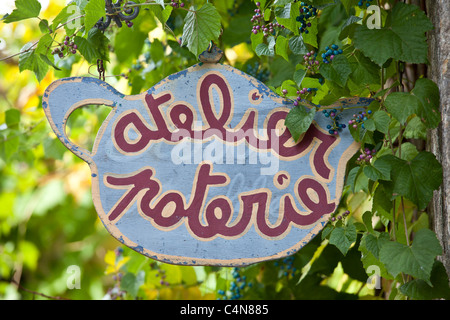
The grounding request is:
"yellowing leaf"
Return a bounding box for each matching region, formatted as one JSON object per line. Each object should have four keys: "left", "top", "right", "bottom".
{"left": 115, "top": 256, "right": 130, "bottom": 270}
{"left": 105, "top": 265, "right": 116, "bottom": 275}
{"left": 104, "top": 250, "right": 116, "bottom": 266}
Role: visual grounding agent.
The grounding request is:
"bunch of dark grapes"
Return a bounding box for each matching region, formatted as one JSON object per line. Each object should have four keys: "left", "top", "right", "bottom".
{"left": 348, "top": 110, "right": 373, "bottom": 130}
{"left": 170, "top": 0, "right": 185, "bottom": 8}
{"left": 217, "top": 268, "right": 253, "bottom": 300}
{"left": 303, "top": 50, "right": 320, "bottom": 75}
{"left": 321, "top": 44, "right": 343, "bottom": 64}
{"left": 149, "top": 262, "right": 171, "bottom": 287}
{"left": 322, "top": 109, "right": 347, "bottom": 136}
{"left": 296, "top": 2, "right": 318, "bottom": 34}
{"left": 246, "top": 62, "right": 270, "bottom": 82}
{"left": 274, "top": 256, "right": 296, "bottom": 278}
{"left": 356, "top": 148, "right": 377, "bottom": 164}
{"left": 52, "top": 35, "right": 78, "bottom": 59}
{"left": 251, "top": 2, "right": 285, "bottom": 37}
{"left": 358, "top": 0, "right": 374, "bottom": 8}
{"left": 329, "top": 210, "right": 350, "bottom": 222}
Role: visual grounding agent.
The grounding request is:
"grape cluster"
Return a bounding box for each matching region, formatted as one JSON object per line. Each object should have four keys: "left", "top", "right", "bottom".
{"left": 246, "top": 62, "right": 270, "bottom": 82}
{"left": 105, "top": 280, "right": 126, "bottom": 299}
{"left": 322, "top": 44, "right": 343, "bottom": 64}
{"left": 52, "top": 35, "right": 78, "bottom": 59}
{"left": 283, "top": 87, "right": 318, "bottom": 106}
{"left": 251, "top": 2, "right": 285, "bottom": 37}
{"left": 303, "top": 50, "right": 320, "bottom": 75}
{"left": 296, "top": 2, "right": 318, "bottom": 34}
{"left": 170, "top": 0, "right": 185, "bottom": 8}
{"left": 348, "top": 110, "right": 372, "bottom": 130}
{"left": 149, "top": 261, "right": 171, "bottom": 287}
{"left": 329, "top": 210, "right": 350, "bottom": 222}
{"left": 357, "top": 148, "right": 377, "bottom": 164}
{"left": 274, "top": 256, "right": 296, "bottom": 278}
{"left": 358, "top": 0, "right": 374, "bottom": 8}
{"left": 251, "top": 21, "right": 284, "bottom": 37}
{"left": 104, "top": 247, "right": 127, "bottom": 300}
{"left": 250, "top": 2, "right": 264, "bottom": 30}
{"left": 323, "top": 109, "right": 347, "bottom": 135}
{"left": 217, "top": 267, "right": 253, "bottom": 300}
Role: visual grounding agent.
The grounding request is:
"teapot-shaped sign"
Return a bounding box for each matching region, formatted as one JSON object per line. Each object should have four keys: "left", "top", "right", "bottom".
{"left": 42, "top": 62, "right": 371, "bottom": 266}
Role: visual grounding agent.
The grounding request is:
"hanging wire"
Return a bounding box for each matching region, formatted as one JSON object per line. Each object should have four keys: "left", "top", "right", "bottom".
{"left": 97, "top": 59, "right": 105, "bottom": 81}
{"left": 88, "top": 61, "right": 128, "bottom": 81}
{"left": 207, "top": 41, "right": 214, "bottom": 53}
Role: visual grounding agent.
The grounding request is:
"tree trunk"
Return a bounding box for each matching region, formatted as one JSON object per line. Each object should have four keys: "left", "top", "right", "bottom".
{"left": 426, "top": 0, "right": 450, "bottom": 277}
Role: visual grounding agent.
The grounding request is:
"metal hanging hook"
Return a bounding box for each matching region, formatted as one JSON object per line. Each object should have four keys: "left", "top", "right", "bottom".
{"left": 95, "top": 0, "right": 140, "bottom": 31}
{"left": 199, "top": 42, "right": 223, "bottom": 64}
{"left": 97, "top": 59, "right": 105, "bottom": 81}
{"left": 207, "top": 41, "right": 214, "bottom": 53}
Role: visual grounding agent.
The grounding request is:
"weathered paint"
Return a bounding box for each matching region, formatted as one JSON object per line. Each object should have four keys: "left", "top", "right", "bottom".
{"left": 42, "top": 62, "right": 372, "bottom": 266}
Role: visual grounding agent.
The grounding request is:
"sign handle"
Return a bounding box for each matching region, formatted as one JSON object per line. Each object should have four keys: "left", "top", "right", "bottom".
{"left": 42, "top": 77, "right": 120, "bottom": 164}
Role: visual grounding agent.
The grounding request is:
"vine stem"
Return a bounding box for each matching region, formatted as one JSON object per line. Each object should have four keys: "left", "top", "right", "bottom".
{"left": 392, "top": 199, "right": 397, "bottom": 241}
{"left": 0, "top": 40, "right": 39, "bottom": 62}
{"left": 0, "top": 278, "right": 71, "bottom": 300}
{"left": 0, "top": 14, "right": 85, "bottom": 62}
{"left": 122, "top": 2, "right": 195, "bottom": 12}
{"left": 401, "top": 197, "right": 410, "bottom": 246}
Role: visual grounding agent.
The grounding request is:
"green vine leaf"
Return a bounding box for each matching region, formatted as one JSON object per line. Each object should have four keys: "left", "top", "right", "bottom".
{"left": 255, "top": 36, "right": 276, "bottom": 57}
{"left": 404, "top": 116, "right": 428, "bottom": 140}
{"left": 347, "top": 50, "right": 380, "bottom": 88}
{"left": 289, "top": 35, "right": 308, "bottom": 55}
{"left": 385, "top": 77, "right": 441, "bottom": 128}
{"left": 400, "top": 261, "right": 450, "bottom": 300}
{"left": 379, "top": 229, "right": 442, "bottom": 285}
{"left": 328, "top": 223, "right": 357, "bottom": 256}
{"left": 274, "top": 2, "right": 300, "bottom": 35}
{"left": 2, "top": 0, "right": 41, "bottom": 23}
{"left": 384, "top": 92, "right": 421, "bottom": 125}
{"left": 51, "top": 5, "right": 77, "bottom": 31}
{"left": 293, "top": 68, "right": 306, "bottom": 87}
{"left": 18, "top": 43, "right": 48, "bottom": 82}
{"left": 251, "top": 32, "right": 264, "bottom": 52}
{"left": 181, "top": 3, "right": 222, "bottom": 58}
{"left": 319, "top": 55, "right": 352, "bottom": 87}
{"left": 411, "top": 78, "right": 441, "bottom": 129}
{"left": 84, "top": 0, "right": 106, "bottom": 32}
{"left": 371, "top": 110, "right": 390, "bottom": 134}
{"left": 377, "top": 152, "right": 442, "bottom": 210}
{"left": 120, "top": 271, "right": 145, "bottom": 297}
{"left": 275, "top": 35, "right": 289, "bottom": 61}
{"left": 285, "top": 105, "right": 316, "bottom": 142}
{"left": 74, "top": 29, "right": 110, "bottom": 64}
{"left": 353, "top": 2, "right": 433, "bottom": 66}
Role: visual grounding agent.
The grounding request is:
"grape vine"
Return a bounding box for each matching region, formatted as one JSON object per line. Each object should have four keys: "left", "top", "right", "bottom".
{"left": 0, "top": 0, "right": 448, "bottom": 301}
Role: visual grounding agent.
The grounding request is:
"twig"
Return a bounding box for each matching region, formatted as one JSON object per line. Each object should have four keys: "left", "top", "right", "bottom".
{"left": 0, "top": 40, "right": 40, "bottom": 62}
{"left": 1, "top": 278, "right": 71, "bottom": 300}
{"left": 401, "top": 197, "right": 410, "bottom": 246}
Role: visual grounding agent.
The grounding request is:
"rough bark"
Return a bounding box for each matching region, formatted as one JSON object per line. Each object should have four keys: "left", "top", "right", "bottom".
{"left": 426, "top": 0, "right": 450, "bottom": 277}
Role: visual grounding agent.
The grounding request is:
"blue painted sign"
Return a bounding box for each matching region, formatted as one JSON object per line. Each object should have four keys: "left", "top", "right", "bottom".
{"left": 42, "top": 62, "right": 372, "bottom": 266}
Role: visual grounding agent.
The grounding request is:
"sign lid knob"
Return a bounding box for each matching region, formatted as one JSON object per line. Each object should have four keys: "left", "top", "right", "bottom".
{"left": 199, "top": 42, "right": 223, "bottom": 64}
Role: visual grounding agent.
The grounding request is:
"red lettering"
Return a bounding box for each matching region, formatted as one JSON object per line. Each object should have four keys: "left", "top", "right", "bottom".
{"left": 112, "top": 72, "right": 337, "bottom": 180}
{"left": 104, "top": 163, "right": 336, "bottom": 240}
